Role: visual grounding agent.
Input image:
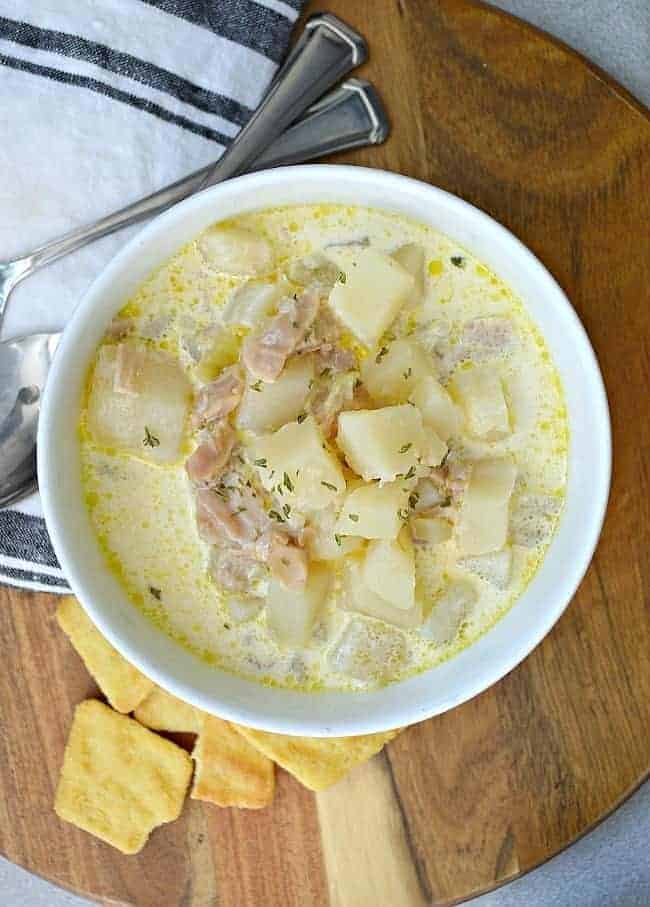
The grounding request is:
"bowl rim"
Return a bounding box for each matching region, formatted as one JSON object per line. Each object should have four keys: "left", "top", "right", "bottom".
{"left": 38, "top": 164, "right": 611, "bottom": 736}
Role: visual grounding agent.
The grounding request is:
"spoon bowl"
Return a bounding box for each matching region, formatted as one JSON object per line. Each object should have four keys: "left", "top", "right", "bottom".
{"left": 0, "top": 333, "right": 60, "bottom": 507}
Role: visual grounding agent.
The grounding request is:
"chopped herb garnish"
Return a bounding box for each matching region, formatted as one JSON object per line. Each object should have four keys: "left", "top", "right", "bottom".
{"left": 254, "top": 458, "right": 268, "bottom": 468}
{"left": 404, "top": 465, "right": 417, "bottom": 480}
{"left": 320, "top": 367, "right": 331, "bottom": 378}
{"left": 348, "top": 513, "right": 359, "bottom": 522}
{"left": 280, "top": 557, "right": 290, "bottom": 567}
{"left": 268, "top": 509, "right": 285, "bottom": 522}
{"left": 223, "top": 623, "right": 231, "bottom": 630}
{"left": 441, "top": 495, "right": 452, "bottom": 508}
{"left": 338, "top": 271, "right": 347, "bottom": 284}
{"left": 321, "top": 480, "right": 338, "bottom": 491}
{"left": 375, "top": 345, "right": 389, "bottom": 364}
{"left": 148, "top": 585, "right": 162, "bottom": 600}
{"left": 246, "top": 480, "right": 252, "bottom": 488}
{"left": 250, "top": 379, "right": 263, "bottom": 392}
{"left": 292, "top": 320, "right": 299, "bottom": 328}
{"left": 397, "top": 508, "right": 409, "bottom": 521}
{"left": 403, "top": 368, "right": 412, "bottom": 380}
{"left": 237, "top": 454, "right": 245, "bottom": 465}
{"left": 334, "top": 533, "right": 342, "bottom": 547}
{"left": 276, "top": 483, "right": 285, "bottom": 496}
{"left": 408, "top": 492, "right": 419, "bottom": 509}
{"left": 451, "top": 255, "right": 466, "bottom": 268}
{"left": 143, "top": 426, "right": 160, "bottom": 448}
{"left": 235, "top": 506, "right": 247, "bottom": 514}
{"left": 297, "top": 412, "right": 308, "bottom": 424}
{"left": 354, "top": 377, "right": 363, "bottom": 391}
{"left": 399, "top": 442, "right": 413, "bottom": 454}
{"left": 282, "top": 503, "right": 291, "bottom": 518}
{"left": 283, "top": 472, "right": 294, "bottom": 492}
{"left": 308, "top": 378, "right": 314, "bottom": 389}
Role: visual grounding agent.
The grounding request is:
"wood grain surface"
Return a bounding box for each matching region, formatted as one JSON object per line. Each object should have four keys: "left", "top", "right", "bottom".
{"left": 1, "top": 1, "right": 649, "bottom": 904}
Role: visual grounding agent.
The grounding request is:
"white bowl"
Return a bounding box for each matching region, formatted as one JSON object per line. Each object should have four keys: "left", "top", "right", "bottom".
{"left": 38, "top": 165, "right": 611, "bottom": 736}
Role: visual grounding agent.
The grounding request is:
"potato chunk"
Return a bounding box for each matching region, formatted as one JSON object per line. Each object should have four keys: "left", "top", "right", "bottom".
{"left": 253, "top": 417, "right": 345, "bottom": 512}
{"left": 453, "top": 365, "right": 510, "bottom": 440}
{"left": 306, "top": 506, "right": 364, "bottom": 561}
{"left": 266, "top": 564, "right": 331, "bottom": 647}
{"left": 328, "top": 248, "right": 414, "bottom": 347}
{"left": 198, "top": 225, "right": 274, "bottom": 276}
{"left": 341, "top": 560, "right": 423, "bottom": 630}
{"left": 237, "top": 355, "right": 314, "bottom": 433}
{"left": 411, "top": 516, "right": 452, "bottom": 545}
{"left": 420, "top": 580, "right": 476, "bottom": 644}
{"left": 222, "top": 279, "right": 286, "bottom": 328}
{"left": 335, "top": 481, "right": 409, "bottom": 540}
{"left": 361, "top": 529, "right": 415, "bottom": 611}
{"left": 409, "top": 375, "right": 462, "bottom": 440}
{"left": 336, "top": 405, "right": 424, "bottom": 482}
{"left": 360, "top": 339, "right": 435, "bottom": 405}
{"left": 457, "top": 459, "right": 517, "bottom": 555}
{"left": 392, "top": 243, "right": 425, "bottom": 303}
{"left": 86, "top": 344, "right": 191, "bottom": 463}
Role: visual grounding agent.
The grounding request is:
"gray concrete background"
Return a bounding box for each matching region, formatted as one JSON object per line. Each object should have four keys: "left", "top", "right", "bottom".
{"left": 1, "top": 1, "right": 648, "bottom": 904}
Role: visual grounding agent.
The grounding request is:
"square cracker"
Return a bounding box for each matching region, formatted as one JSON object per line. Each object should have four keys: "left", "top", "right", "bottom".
{"left": 55, "top": 700, "right": 193, "bottom": 854}
{"left": 56, "top": 596, "right": 153, "bottom": 713}
{"left": 234, "top": 725, "right": 402, "bottom": 791}
{"left": 191, "top": 716, "right": 275, "bottom": 809}
{"left": 134, "top": 685, "right": 205, "bottom": 734}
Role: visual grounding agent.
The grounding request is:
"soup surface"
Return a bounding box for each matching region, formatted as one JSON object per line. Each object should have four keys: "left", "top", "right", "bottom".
{"left": 80, "top": 204, "right": 568, "bottom": 692}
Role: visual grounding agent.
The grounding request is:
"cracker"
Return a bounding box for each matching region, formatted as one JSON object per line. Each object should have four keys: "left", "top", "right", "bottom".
{"left": 234, "top": 725, "right": 402, "bottom": 791}
{"left": 191, "top": 716, "right": 275, "bottom": 808}
{"left": 55, "top": 700, "right": 193, "bottom": 854}
{"left": 56, "top": 596, "right": 153, "bottom": 713}
{"left": 134, "top": 685, "right": 205, "bottom": 734}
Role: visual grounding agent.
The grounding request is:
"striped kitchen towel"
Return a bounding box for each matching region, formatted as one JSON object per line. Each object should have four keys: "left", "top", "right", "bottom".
{"left": 0, "top": 0, "right": 304, "bottom": 593}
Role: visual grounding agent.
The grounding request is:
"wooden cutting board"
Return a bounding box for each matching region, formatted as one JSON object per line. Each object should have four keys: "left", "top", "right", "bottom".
{"left": 1, "top": 1, "right": 648, "bottom": 904}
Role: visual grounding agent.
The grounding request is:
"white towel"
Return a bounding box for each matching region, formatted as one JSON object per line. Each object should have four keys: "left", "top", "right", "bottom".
{"left": 0, "top": 0, "right": 303, "bottom": 592}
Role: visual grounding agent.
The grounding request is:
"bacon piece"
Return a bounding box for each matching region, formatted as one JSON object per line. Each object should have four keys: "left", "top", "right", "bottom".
{"left": 242, "top": 290, "right": 320, "bottom": 382}
{"left": 185, "top": 422, "right": 235, "bottom": 484}
{"left": 195, "top": 489, "right": 255, "bottom": 546}
{"left": 193, "top": 365, "right": 244, "bottom": 425}
{"left": 267, "top": 532, "right": 308, "bottom": 590}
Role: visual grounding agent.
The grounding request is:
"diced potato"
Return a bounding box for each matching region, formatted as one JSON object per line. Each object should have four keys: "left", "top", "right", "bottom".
{"left": 392, "top": 243, "right": 425, "bottom": 302}
{"left": 459, "top": 548, "right": 512, "bottom": 590}
{"left": 237, "top": 355, "right": 314, "bottom": 433}
{"left": 456, "top": 459, "right": 517, "bottom": 555}
{"left": 253, "top": 417, "right": 345, "bottom": 512}
{"left": 222, "top": 279, "right": 286, "bottom": 327}
{"left": 453, "top": 365, "right": 510, "bottom": 440}
{"left": 420, "top": 428, "right": 448, "bottom": 467}
{"left": 266, "top": 564, "right": 331, "bottom": 647}
{"left": 86, "top": 344, "right": 191, "bottom": 463}
{"left": 198, "top": 226, "right": 274, "bottom": 276}
{"left": 361, "top": 529, "right": 415, "bottom": 610}
{"left": 335, "top": 481, "right": 409, "bottom": 540}
{"left": 337, "top": 405, "right": 424, "bottom": 482}
{"left": 306, "top": 507, "right": 364, "bottom": 561}
{"left": 409, "top": 375, "right": 462, "bottom": 440}
{"left": 360, "top": 339, "right": 435, "bottom": 404}
{"left": 328, "top": 616, "right": 406, "bottom": 683}
{"left": 411, "top": 516, "right": 452, "bottom": 545}
{"left": 420, "top": 580, "right": 476, "bottom": 643}
{"left": 341, "top": 560, "right": 423, "bottom": 630}
{"left": 328, "top": 248, "right": 414, "bottom": 347}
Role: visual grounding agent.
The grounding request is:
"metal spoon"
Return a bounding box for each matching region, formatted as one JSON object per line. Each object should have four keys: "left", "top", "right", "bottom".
{"left": 0, "top": 76, "right": 388, "bottom": 507}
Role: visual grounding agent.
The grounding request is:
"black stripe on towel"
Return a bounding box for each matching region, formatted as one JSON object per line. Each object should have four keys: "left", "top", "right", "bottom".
{"left": 0, "top": 564, "right": 69, "bottom": 591}
{"left": 0, "top": 511, "right": 59, "bottom": 568}
{"left": 0, "top": 53, "right": 232, "bottom": 145}
{"left": 141, "top": 0, "right": 295, "bottom": 64}
{"left": 0, "top": 15, "right": 252, "bottom": 127}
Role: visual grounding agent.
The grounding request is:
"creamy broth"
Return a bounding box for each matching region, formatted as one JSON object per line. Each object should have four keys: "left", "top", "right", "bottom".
{"left": 80, "top": 204, "right": 568, "bottom": 692}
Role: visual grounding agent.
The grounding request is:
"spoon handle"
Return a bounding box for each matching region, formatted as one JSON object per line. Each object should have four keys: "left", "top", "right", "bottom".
{"left": 198, "top": 13, "right": 367, "bottom": 189}
{"left": 1, "top": 15, "right": 367, "bottom": 304}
